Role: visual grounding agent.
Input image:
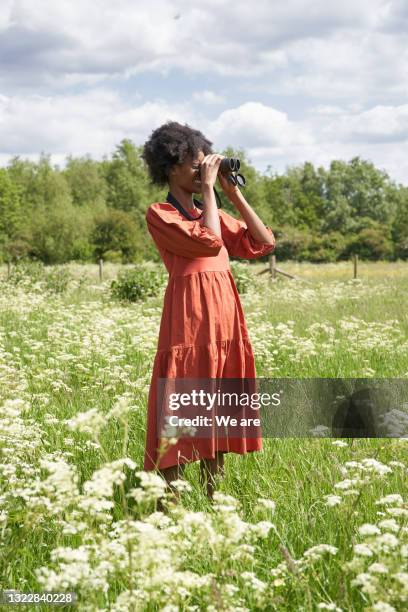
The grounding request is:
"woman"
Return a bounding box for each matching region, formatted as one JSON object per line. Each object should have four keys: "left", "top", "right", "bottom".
{"left": 142, "top": 121, "right": 276, "bottom": 501}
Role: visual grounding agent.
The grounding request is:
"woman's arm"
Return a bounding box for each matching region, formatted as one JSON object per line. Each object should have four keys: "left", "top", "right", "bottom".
{"left": 202, "top": 183, "right": 222, "bottom": 239}
{"left": 200, "top": 154, "right": 224, "bottom": 239}
{"left": 218, "top": 173, "right": 275, "bottom": 245}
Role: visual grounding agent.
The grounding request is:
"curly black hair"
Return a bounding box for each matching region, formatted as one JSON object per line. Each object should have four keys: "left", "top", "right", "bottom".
{"left": 142, "top": 121, "right": 213, "bottom": 186}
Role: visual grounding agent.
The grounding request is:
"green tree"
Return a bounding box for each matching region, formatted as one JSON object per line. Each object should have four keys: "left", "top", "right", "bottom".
{"left": 63, "top": 155, "right": 108, "bottom": 207}
{"left": 1, "top": 144, "right": 407, "bottom": 264}
{"left": 6, "top": 156, "right": 38, "bottom": 215}
{"left": 0, "top": 169, "right": 24, "bottom": 237}
{"left": 344, "top": 222, "right": 394, "bottom": 260}
{"left": 284, "top": 162, "right": 325, "bottom": 231}
{"left": 7, "top": 154, "right": 94, "bottom": 263}
{"left": 27, "top": 153, "right": 72, "bottom": 211}
{"left": 0, "top": 169, "right": 25, "bottom": 261}
{"left": 103, "top": 139, "right": 152, "bottom": 223}
{"left": 261, "top": 173, "right": 296, "bottom": 228}
{"left": 391, "top": 185, "right": 408, "bottom": 259}
{"left": 29, "top": 197, "right": 92, "bottom": 263}
{"left": 345, "top": 157, "right": 396, "bottom": 223}
{"left": 320, "top": 157, "right": 397, "bottom": 234}
{"left": 91, "top": 209, "right": 140, "bottom": 263}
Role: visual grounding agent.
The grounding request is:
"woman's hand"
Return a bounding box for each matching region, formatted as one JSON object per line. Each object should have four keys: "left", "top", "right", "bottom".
{"left": 200, "top": 154, "right": 224, "bottom": 189}
{"left": 217, "top": 171, "right": 240, "bottom": 201}
{"left": 200, "top": 154, "right": 241, "bottom": 201}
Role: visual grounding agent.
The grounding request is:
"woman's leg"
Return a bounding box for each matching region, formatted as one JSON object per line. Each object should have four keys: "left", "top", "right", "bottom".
{"left": 199, "top": 451, "right": 226, "bottom": 500}
{"left": 157, "top": 463, "right": 186, "bottom": 510}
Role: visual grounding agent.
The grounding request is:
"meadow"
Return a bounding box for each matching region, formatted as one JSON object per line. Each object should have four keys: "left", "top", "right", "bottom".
{"left": 0, "top": 260, "right": 407, "bottom": 611}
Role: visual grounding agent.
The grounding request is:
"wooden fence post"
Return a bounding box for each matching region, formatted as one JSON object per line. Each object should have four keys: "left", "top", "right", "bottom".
{"left": 269, "top": 254, "right": 277, "bottom": 280}
{"left": 98, "top": 258, "right": 103, "bottom": 282}
{"left": 257, "top": 256, "right": 313, "bottom": 284}
{"left": 353, "top": 254, "right": 358, "bottom": 279}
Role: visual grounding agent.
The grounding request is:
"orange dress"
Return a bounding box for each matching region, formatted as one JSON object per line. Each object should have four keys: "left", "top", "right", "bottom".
{"left": 143, "top": 199, "right": 276, "bottom": 471}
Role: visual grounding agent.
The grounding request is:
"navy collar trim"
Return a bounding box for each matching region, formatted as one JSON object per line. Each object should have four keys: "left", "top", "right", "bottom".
{"left": 166, "top": 187, "right": 222, "bottom": 220}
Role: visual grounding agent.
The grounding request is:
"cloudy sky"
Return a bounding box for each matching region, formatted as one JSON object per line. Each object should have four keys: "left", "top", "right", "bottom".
{"left": 0, "top": 0, "right": 407, "bottom": 184}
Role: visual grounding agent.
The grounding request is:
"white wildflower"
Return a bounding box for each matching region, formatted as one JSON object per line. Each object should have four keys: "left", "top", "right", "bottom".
{"left": 393, "top": 572, "right": 408, "bottom": 588}
{"left": 250, "top": 521, "right": 275, "bottom": 538}
{"left": 378, "top": 518, "right": 400, "bottom": 532}
{"left": 129, "top": 470, "right": 167, "bottom": 503}
{"left": 358, "top": 524, "right": 381, "bottom": 536}
{"left": 371, "top": 603, "right": 396, "bottom": 612}
{"left": 334, "top": 479, "right": 361, "bottom": 490}
{"left": 240, "top": 571, "right": 267, "bottom": 592}
{"left": 386, "top": 507, "right": 408, "bottom": 518}
{"left": 374, "top": 533, "right": 399, "bottom": 551}
{"left": 361, "top": 458, "right": 392, "bottom": 475}
{"left": 107, "top": 395, "right": 134, "bottom": 420}
{"left": 376, "top": 494, "right": 403, "bottom": 506}
{"left": 65, "top": 408, "right": 106, "bottom": 435}
{"left": 368, "top": 563, "right": 388, "bottom": 574}
{"left": 169, "top": 479, "right": 192, "bottom": 492}
{"left": 353, "top": 544, "right": 373, "bottom": 557}
{"left": 257, "top": 498, "right": 276, "bottom": 511}
{"left": 303, "top": 544, "right": 338, "bottom": 560}
{"left": 325, "top": 495, "right": 342, "bottom": 507}
{"left": 350, "top": 572, "right": 378, "bottom": 595}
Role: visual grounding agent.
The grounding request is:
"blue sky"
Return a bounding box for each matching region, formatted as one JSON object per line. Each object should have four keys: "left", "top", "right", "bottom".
{"left": 0, "top": 0, "right": 407, "bottom": 185}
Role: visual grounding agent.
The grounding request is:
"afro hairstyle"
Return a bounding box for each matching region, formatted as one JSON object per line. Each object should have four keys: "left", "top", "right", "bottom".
{"left": 142, "top": 121, "right": 213, "bottom": 187}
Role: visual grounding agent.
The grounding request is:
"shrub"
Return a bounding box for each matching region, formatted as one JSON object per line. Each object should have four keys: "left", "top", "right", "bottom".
{"left": 392, "top": 236, "right": 408, "bottom": 260}
{"left": 301, "top": 232, "right": 347, "bottom": 263}
{"left": 344, "top": 227, "right": 394, "bottom": 260}
{"left": 110, "top": 265, "right": 166, "bottom": 302}
{"left": 91, "top": 209, "right": 139, "bottom": 263}
{"left": 5, "top": 260, "right": 72, "bottom": 293}
{"left": 230, "top": 261, "right": 252, "bottom": 294}
{"left": 43, "top": 266, "right": 72, "bottom": 293}
{"left": 71, "top": 238, "right": 95, "bottom": 262}
{"left": 3, "top": 238, "right": 32, "bottom": 262}
{"left": 103, "top": 250, "right": 123, "bottom": 263}
{"left": 273, "top": 225, "right": 311, "bottom": 261}
{"left": 6, "top": 259, "right": 45, "bottom": 286}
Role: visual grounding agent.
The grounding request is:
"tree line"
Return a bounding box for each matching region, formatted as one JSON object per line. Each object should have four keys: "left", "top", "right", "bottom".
{"left": 0, "top": 139, "right": 407, "bottom": 264}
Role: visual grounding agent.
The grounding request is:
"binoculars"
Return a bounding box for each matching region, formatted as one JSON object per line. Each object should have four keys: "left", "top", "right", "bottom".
{"left": 197, "top": 157, "right": 246, "bottom": 187}
{"left": 219, "top": 157, "right": 246, "bottom": 187}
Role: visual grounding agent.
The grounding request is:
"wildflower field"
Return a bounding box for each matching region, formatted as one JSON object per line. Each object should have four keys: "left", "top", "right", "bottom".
{"left": 0, "top": 260, "right": 407, "bottom": 611}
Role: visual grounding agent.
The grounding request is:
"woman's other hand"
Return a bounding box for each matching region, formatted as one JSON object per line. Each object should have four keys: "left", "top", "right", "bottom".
{"left": 217, "top": 171, "right": 240, "bottom": 201}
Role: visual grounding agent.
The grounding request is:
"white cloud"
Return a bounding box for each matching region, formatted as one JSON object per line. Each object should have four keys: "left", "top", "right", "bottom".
{"left": 320, "top": 105, "right": 408, "bottom": 143}
{"left": 1, "top": 89, "right": 407, "bottom": 183}
{"left": 0, "top": 1, "right": 407, "bottom": 186}
{"left": 309, "top": 105, "right": 346, "bottom": 116}
{"left": 192, "top": 91, "right": 226, "bottom": 104}
{"left": 0, "top": 90, "right": 195, "bottom": 157}
{"left": 207, "top": 102, "right": 314, "bottom": 149}
{"left": 247, "top": 139, "right": 408, "bottom": 188}
{"left": 1, "top": 0, "right": 403, "bottom": 87}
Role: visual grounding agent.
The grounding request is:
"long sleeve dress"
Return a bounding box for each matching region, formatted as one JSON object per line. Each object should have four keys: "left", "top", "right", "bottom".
{"left": 143, "top": 198, "right": 276, "bottom": 471}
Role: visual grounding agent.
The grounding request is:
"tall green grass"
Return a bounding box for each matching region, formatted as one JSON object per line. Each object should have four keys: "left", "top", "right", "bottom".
{"left": 0, "top": 262, "right": 407, "bottom": 611}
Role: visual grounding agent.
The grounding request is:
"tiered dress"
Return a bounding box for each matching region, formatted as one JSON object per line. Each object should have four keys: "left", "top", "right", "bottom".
{"left": 143, "top": 199, "right": 276, "bottom": 471}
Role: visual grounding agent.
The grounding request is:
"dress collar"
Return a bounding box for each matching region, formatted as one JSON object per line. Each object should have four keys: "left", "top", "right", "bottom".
{"left": 165, "top": 191, "right": 204, "bottom": 220}
{"left": 166, "top": 188, "right": 222, "bottom": 220}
